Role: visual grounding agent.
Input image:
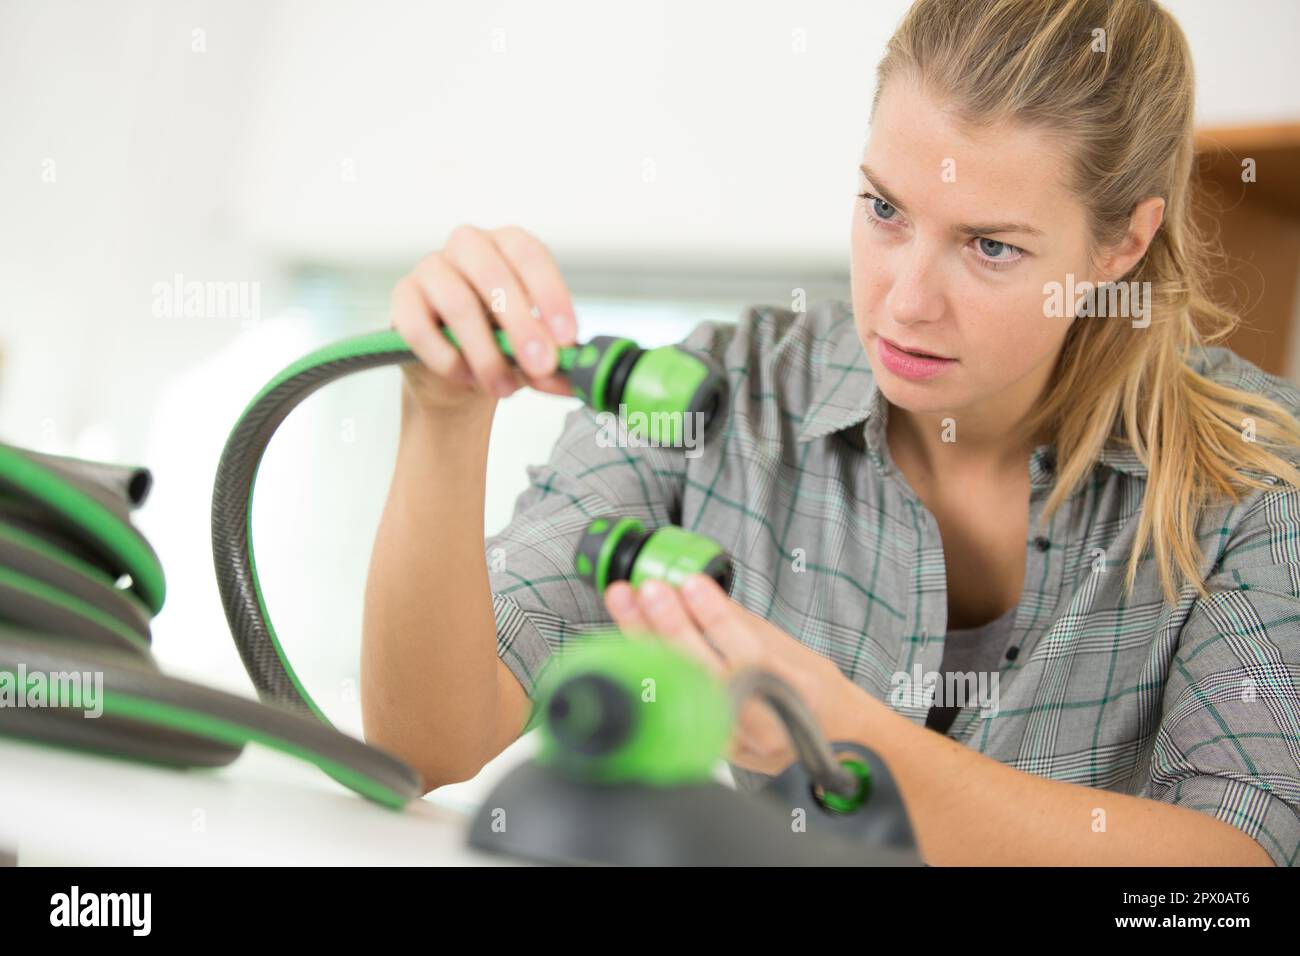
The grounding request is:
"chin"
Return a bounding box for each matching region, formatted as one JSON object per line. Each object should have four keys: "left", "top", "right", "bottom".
{"left": 875, "top": 383, "right": 957, "bottom": 417}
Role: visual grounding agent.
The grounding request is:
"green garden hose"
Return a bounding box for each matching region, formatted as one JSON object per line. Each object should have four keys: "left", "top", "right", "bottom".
{"left": 1, "top": 323, "right": 784, "bottom": 817}
{"left": 207, "top": 326, "right": 729, "bottom": 802}
{"left": 0, "top": 323, "right": 730, "bottom": 812}
{"left": 1, "top": 319, "right": 861, "bottom": 825}
{"left": 212, "top": 326, "right": 729, "bottom": 720}
{"left": 0, "top": 440, "right": 421, "bottom": 808}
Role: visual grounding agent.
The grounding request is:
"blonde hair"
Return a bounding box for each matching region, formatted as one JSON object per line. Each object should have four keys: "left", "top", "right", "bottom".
{"left": 873, "top": 0, "right": 1300, "bottom": 605}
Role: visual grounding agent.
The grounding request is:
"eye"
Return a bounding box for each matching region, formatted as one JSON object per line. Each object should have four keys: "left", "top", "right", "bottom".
{"left": 971, "top": 236, "right": 1024, "bottom": 270}
{"left": 857, "top": 191, "right": 903, "bottom": 228}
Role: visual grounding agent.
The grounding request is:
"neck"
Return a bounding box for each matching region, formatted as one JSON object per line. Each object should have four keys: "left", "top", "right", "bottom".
{"left": 885, "top": 362, "right": 1056, "bottom": 478}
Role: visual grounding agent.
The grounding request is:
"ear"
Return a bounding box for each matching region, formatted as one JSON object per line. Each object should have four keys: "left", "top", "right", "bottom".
{"left": 1093, "top": 196, "right": 1165, "bottom": 283}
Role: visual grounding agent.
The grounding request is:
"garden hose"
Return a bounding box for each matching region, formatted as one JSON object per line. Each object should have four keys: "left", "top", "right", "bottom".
{"left": 727, "top": 667, "right": 867, "bottom": 809}
{"left": 0, "top": 441, "right": 422, "bottom": 808}
{"left": 0, "top": 324, "right": 729, "bottom": 812}
{"left": 1, "top": 317, "right": 859, "bottom": 827}
{"left": 212, "top": 326, "right": 729, "bottom": 721}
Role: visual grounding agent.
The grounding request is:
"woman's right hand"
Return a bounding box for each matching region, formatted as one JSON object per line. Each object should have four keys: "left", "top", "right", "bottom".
{"left": 390, "top": 224, "right": 578, "bottom": 412}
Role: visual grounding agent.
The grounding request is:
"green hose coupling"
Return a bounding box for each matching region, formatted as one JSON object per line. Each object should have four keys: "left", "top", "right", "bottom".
{"left": 572, "top": 516, "right": 733, "bottom": 594}
{"left": 532, "top": 635, "right": 731, "bottom": 785}
{"left": 441, "top": 327, "right": 729, "bottom": 440}
{"left": 816, "top": 756, "right": 872, "bottom": 814}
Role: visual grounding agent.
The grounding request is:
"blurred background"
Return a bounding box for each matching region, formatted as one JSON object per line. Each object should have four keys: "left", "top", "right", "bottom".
{"left": 1, "top": 0, "right": 1298, "bottom": 813}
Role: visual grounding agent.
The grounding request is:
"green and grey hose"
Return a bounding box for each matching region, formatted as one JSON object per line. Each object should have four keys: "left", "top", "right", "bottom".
{"left": 0, "top": 441, "right": 421, "bottom": 808}
{"left": 208, "top": 325, "right": 729, "bottom": 802}
{"left": 212, "top": 327, "right": 729, "bottom": 718}
{"left": 2, "top": 319, "right": 870, "bottom": 827}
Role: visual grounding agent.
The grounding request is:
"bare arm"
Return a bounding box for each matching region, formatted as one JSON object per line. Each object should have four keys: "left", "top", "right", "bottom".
{"left": 854, "top": 700, "right": 1275, "bottom": 865}
{"left": 361, "top": 389, "right": 532, "bottom": 788}
{"left": 360, "top": 225, "right": 576, "bottom": 791}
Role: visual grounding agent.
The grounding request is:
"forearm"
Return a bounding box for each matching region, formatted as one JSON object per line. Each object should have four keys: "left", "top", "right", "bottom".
{"left": 361, "top": 386, "right": 502, "bottom": 785}
{"left": 853, "top": 702, "right": 1275, "bottom": 866}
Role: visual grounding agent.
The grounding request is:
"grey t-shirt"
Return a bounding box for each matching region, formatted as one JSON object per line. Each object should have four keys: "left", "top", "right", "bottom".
{"left": 924, "top": 605, "right": 1019, "bottom": 736}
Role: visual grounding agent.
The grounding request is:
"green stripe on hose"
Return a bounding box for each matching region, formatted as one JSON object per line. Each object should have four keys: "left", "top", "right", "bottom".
{"left": 244, "top": 451, "right": 326, "bottom": 724}
{"left": 0, "top": 519, "right": 121, "bottom": 591}
{"left": 0, "top": 444, "right": 165, "bottom": 614}
{"left": 99, "top": 690, "right": 411, "bottom": 808}
{"left": 214, "top": 329, "right": 417, "bottom": 722}
{"left": 240, "top": 329, "right": 413, "bottom": 414}
{"left": 0, "top": 520, "right": 153, "bottom": 626}
{"left": 0, "top": 565, "right": 152, "bottom": 656}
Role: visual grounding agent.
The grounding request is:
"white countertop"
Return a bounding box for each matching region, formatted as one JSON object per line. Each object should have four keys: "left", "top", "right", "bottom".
{"left": 0, "top": 732, "right": 527, "bottom": 866}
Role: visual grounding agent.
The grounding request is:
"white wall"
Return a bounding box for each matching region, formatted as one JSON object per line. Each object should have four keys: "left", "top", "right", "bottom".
{"left": 230, "top": 0, "right": 1300, "bottom": 266}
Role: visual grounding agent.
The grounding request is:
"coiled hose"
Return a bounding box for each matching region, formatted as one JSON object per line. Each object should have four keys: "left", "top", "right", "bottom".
{"left": 0, "top": 422, "right": 421, "bottom": 808}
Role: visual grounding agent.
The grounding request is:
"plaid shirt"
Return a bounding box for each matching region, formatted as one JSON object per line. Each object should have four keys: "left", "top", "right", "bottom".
{"left": 486, "top": 298, "right": 1300, "bottom": 866}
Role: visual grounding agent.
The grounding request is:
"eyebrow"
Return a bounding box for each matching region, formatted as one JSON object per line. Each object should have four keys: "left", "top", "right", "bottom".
{"left": 858, "top": 163, "right": 1046, "bottom": 239}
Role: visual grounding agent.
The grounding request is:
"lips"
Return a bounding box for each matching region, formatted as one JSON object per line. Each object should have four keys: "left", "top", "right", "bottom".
{"left": 880, "top": 336, "right": 953, "bottom": 361}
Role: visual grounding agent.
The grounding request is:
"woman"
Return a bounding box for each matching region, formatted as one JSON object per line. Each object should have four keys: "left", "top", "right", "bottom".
{"left": 363, "top": 0, "right": 1300, "bottom": 866}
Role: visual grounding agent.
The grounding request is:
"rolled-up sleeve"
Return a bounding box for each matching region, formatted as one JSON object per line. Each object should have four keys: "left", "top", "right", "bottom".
{"left": 485, "top": 318, "right": 740, "bottom": 726}
{"left": 1148, "top": 482, "right": 1300, "bottom": 866}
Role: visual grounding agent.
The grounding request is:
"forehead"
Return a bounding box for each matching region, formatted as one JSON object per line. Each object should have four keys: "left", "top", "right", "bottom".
{"left": 865, "top": 77, "right": 1080, "bottom": 231}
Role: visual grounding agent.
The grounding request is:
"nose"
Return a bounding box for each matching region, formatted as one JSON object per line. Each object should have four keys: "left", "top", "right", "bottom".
{"left": 884, "top": 239, "right": 945, "bottom": 327}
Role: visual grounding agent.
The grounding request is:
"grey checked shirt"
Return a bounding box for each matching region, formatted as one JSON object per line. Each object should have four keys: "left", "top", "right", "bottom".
{"left": 485, "top": 298, "right": 1300, "bottom": 866}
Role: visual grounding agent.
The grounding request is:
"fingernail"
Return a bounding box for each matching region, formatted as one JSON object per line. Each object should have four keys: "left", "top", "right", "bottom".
{"left": 547, "top": 314, "right": 575, "bottom": 341}
{"left": 682, "top": 575, "right": 709, "bottom": 602}
{"left": 640, "top": 580, "right": 668, "bottom": 606}
{"left": 522, "top": 339, "right": 551, "bottom": 373}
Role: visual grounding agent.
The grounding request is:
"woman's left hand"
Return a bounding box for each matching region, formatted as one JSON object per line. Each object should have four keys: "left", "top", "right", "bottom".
{"left": 603, "top": 573, "right": 882, "bottom": 775}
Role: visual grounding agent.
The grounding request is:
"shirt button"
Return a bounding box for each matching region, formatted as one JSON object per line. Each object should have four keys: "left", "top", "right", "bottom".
{"left": 1034, "top": 536, "right": 1051, "bottom": 552}
{"left": 1005, "top": 646, "right": 1020, "bottom": 661}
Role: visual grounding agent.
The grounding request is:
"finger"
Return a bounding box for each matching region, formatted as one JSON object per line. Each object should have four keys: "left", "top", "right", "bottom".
{"left": 730, "top": 701, "right": 796, "bottom": 766}
{"left": 526, "top": 371, "right": 575, "bottom": 398}
{"left": 604, "top": 581, "right": 655, "bottom": 638}
{"left": 389, "top": 274, "right": 476, "bottom": 386}
{"left": 489, "top": 225, "right": 579, "bottom": 346}
{"left": 726, "top": 735, "right": 785, "bottom": 774}
{"left": 679, "top": 574, "right": 763, "bottom": 665}
{"left": 608, "top": 582, "right": 722, "bottom": 677}
{"left": 444, "top": 224, "right": 559, "bottom": 380}
{"left": 637, "top": 579, "right": 725, "bottom": 674}
{"left": 411, "top": 249, "right": 517, "bottom": 397}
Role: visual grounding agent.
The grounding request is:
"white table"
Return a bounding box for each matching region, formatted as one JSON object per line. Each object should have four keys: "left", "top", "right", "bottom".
{"left": 0, "top": 733, "right": 527, "bottom": 866}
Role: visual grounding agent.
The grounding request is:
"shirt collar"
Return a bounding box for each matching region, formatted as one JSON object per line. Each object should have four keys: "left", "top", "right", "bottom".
{"left": 794, "top": 301, "right": 1148, "bottom": 481}
{"left": 795, "top": 305, "right": 885, "bottom": 454}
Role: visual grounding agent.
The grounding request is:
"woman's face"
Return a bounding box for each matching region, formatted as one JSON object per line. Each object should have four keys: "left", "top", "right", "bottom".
{"left": 850, "top": 77, "right": 1094, "bottom": 422}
